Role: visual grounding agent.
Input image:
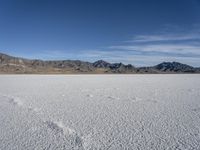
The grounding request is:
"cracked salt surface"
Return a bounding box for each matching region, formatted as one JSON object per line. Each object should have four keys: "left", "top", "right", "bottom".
{"left": 0, "top": 75, "right": 200, "bottom": 150}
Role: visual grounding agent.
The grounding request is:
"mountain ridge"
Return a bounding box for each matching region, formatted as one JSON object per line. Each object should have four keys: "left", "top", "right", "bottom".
{"left": 0, "top": 53, "right": 199, "bottom": 74}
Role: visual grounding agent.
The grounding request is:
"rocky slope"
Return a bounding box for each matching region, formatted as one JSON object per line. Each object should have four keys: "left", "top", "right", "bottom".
{"left": 0, "top": 53, "right": 199, "bottom": 74}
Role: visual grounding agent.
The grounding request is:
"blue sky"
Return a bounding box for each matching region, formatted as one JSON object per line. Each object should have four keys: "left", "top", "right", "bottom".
{"left": 0, "top": 0, "right": 200, "bottom": 66}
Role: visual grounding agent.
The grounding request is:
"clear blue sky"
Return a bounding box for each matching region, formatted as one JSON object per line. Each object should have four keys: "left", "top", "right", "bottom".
{"left": 0, "top": 0, "right": 200, "bottom": 66}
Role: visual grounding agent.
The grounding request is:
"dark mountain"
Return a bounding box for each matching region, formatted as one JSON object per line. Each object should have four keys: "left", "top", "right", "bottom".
{"left": 93, "top": 60, "right": 111, "bottom": 68}
{"left": 93, "top": 60, "right": 137, "bottom": 73}
{"left": 109, "top": 63, "right": 136, "bottom": 73}
{"left": 0, "top": 53, "right": 199, "bottom": 74}
{"left": 153, "top": 62, "right": 197, "bottom": 73}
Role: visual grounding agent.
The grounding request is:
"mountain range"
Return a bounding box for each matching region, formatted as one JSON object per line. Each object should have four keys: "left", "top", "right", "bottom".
{"left": 0, "top": 53, "right": 199, "bottom": 74}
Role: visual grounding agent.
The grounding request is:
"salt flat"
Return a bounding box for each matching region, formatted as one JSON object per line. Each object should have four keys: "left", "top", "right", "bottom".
{"left": 0, "top": 75, "right": 200, "bottom": 150}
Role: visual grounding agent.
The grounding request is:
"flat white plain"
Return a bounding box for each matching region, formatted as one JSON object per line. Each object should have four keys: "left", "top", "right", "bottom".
{"left": 0, "top": 75, "right": 200, "bottom": 150}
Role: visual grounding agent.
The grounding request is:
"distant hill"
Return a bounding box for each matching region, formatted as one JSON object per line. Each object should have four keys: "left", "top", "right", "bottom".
{"left": 0, "top": 53, "right": 199, "bottom": 74}
{"left": 154, "top": 62, "right": 196, "bottom": 73}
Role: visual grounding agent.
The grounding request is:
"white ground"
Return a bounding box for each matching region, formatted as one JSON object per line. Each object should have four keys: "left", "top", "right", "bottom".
{"left": 0, "top": 75, "right": 200, "bottom": 150}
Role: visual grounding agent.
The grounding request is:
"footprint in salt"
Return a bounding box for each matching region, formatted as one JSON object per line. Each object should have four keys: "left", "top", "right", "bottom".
{"left": 108, "top": 96, "right": 119, "bottom": 100}
{"left": 9, "top": 97, "right": 23, "bottom": 106}
{"left": 45, "top": 120, "right": 75, "bottom": 135}
{"left": 132, "top": 96, "right": 143, "bottom": 102}
{"left": 45, "top": 120, "right": 84, "bottom": 148}
{"left": 28, "top": 106, "right": 40, "bottom": 113}
{"left": 87, "top": 94, "right": 93, "bottom": 98}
